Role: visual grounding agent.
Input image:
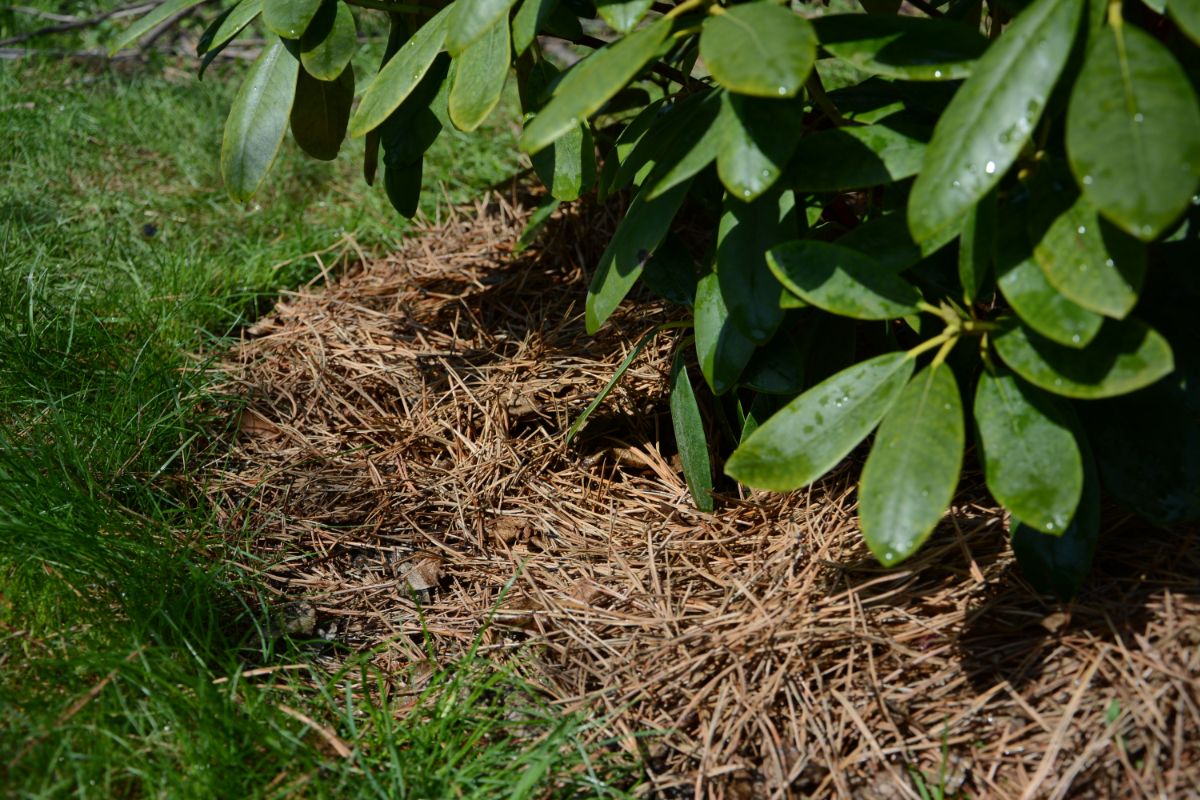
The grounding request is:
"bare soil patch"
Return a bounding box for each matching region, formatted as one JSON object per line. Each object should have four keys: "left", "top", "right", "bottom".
{"left": 207, "top": 195, "right": 1200, "bottom": 798}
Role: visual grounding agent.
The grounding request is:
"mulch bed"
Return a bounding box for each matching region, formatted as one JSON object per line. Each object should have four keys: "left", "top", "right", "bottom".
{"left": 205, "top": 192, "right": 1200, "bottom": 798}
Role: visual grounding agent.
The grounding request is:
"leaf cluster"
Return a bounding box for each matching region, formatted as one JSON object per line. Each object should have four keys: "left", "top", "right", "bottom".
{"left": 116, "top": 0, "right": 1200, "bottom": 594}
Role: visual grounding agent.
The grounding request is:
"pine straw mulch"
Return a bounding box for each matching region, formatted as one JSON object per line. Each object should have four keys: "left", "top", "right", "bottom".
{"left": 204, "top": 193, "right": 1200, "bottom": 799}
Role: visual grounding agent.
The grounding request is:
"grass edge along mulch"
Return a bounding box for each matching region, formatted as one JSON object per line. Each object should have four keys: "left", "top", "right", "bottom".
{"left": 205, "top": 192, "right": 1200, "bottom": 799}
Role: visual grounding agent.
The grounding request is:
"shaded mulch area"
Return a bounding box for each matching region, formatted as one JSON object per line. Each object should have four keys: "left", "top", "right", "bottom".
{"left": 206, "top": 193, "right": 1200, "bottom": 798}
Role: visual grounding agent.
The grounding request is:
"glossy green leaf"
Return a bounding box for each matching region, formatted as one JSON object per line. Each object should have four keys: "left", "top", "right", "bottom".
{"left": 739, "top": 326, "right": 809, "bottom": 395}
{"left": 513, "top": 0, "right": 559, "bottom": 54}
{"left": 768, "top": 240, "right": 921, "bottom": 320}
{"left": 641, "top": 235, "right": 697, "bottom": 307}
{"left": 263, "top": 0, "right": 322, "bottom": 38}
{"left": 975, "top": 367, "right": 1082, "bottom": 534}
{"left": 716, "top": 190, "right": 792, "bottom": 343}
{"left": 200, "top": 0, "right": 263, "bottom": 56}
{"left": 860, "top": 363, "right": 964, "bottom": 566}
{"left": 197, "top": 3, "right": 238, "bottom": 56}
{"left": 643, "top": 92, "right": 731, "bottom": 200}
{"left": 446, "top": 0, "right": 519, "bottom": 56}
{"left": 586, "top": 181, "right": 690, "bottom": 333}
{"left": 596, "top": 0, "right": 654, "bottom": 33}
{"left": 1170, "top": 0, "right": 1200, "bottom": 45}
{"left": 740, "top": 393, "right": 784, "bottom": 441}
{"left": 521, "top": 17, "right": 671, "bottom": 153}
{"left": 789, "top": 120, "right": 928, "bottom": 192}
{"left": 994, "top": 317, "right": 1175, "bottom": 399}
{"left": 996, "top": 224, "right": 1103, "bottom": 348}
{"left": 379, "top": 54, "right": 449, "bottom": 167}
{"left": 907, "top": 0, "right": 1083, "bottom": 245}
{"left": 1065, "top": 23, "right": 1200, "bottom": 240}
{"left": 449, "top": 17, "right": 510, "bottom": 132}
{"left": 221, "top": 39, "right": 299, "bottom": 202}
{"left": 718, "top": 94, "right": 804, "bottom": 201}
{"left": 348, "top": 6, "right": 452, "bottom": 138}
{"left": 694, "top": 273, "right": 756, "bottom": 395}
{"left": 725, "top": 351, "right": 914, "bottom": 491}
{"left": 596, "top": 97, "right": 667, "bottom": 201}
{"left": 290, "top": 65, "right": 354, "bottom": 161}
{"left": 111, "top": 0, "right": 207, "bottom": 53}
{"left": 670, "top": 346, "right": 714, "bottom": 512}
{"left": 1011, "top": 421, "right": 1099, "bottom": 599}
{"left": 700, "top": 3, "right": 817, "bottom": 98}
{"left": 612, "top": 91, "right": 719, "bottom": 196}
{"left": 814, "top": 14, "right": 988, "bottom": 81}
{"left": 1032, "top": 198, "right": 1145, "bottom": 318}
{"left": 531, "top": 123, "right": 595, "bottom": 201}
{"left": 300, "top": 0, "right": 357, "bottom": 82}
{"left": 958, "top": 189, "right": 997, "bottom": 305}
{"left": 838, "top": 211, "right": 958, "bottom": 272}
{"left": 384, "top": 159, "right": 422, "bottom": 218}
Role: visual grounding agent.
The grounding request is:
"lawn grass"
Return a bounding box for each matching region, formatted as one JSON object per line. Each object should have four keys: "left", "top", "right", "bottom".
{"left": 0, "top": 18, "right": 633, "bottom": 797}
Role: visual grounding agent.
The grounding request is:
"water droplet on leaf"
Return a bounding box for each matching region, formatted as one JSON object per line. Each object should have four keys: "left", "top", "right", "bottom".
{"left": 985, "top": 161, "right": 996, "bottom": 174}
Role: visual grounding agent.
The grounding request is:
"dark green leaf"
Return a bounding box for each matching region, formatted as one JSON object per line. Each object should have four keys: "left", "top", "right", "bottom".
{"left": 700, "top": 3, "right": 817, "bottom": 98}
{"left": 197, "top": 3, "right": 237, "bottom": 56}
{"left": 111, "top": 0, "right": 207, "bottom": 53}
{"left": 348, "top": 6, "right": 452, "bottom": 138}
{"left": 996, "top": 221, "right": 1104, "bottom": 348}
{"left": 958, "top": 188, "right": 997, "bottom": 305}
{"left": 531, "top": 123, "right": 595, "bottom": 201}
{"left": 789, "top": 119, "right": 928, "bottom": 192}
{"left": 670, "top": 346, "right": 714, "bottom": 511}
{"left": 643, "top": 92, "right": 731, "bottom": 200}
{"left": 263, "top": 0, "right": 322, "bottom": 39}
{"left": 767, "top": 240, "right": 922, "bottom": 320}
{"left": 513, "top": 0, "right": 560, "bottom": 55}
{"left": 641, "top": 234, "right": 697, "bottom": 306}
{"left": 221, "top": 39, "right": 299, "bottom": 202}
{"left": 1065, "top": 23, "right": 1200, "bottom": 240}
{"left": 694, "top": 272, "right": 756, "bottom": 395}
{"left": 596, "top": 97, "right": 667, "bottom": 201}
{"left": 300, "top": 0, "right": 357, "bottom": 82}
{"left": 838, "top": 211, "right": 958, "bottom": 272}
{"left": 384, "top": 159, "right": 422, "bottom": 218}
{"left": 725, "top": 351, "right": 914, "bottom": 491}
{"left": 1170, "top": 0, "right": 1200, "bottom": 45}
{"left": 514, "top": 196, "right": 560, "bottom": 254}
{"left": 449, "top": 16, "right": 510, "bottom": 132}
{"left": 739, "top": 324, "right": 809, "bottom": 395}
{"left": 596, "top": 0, "right": 653, "bottom": 33}
{"left": 446, "top": 0, "right": 519, "bottom": 56}
{"left": 1032, "top": 198, "right": 1145, "bottom": 318}
{"left": 907, "top": 0, "right": 1083, "bottom": 245}
{"left": 379, "top": 55, "right": 449, "bottom": 167}
{"left": 974, "top": 366, "right": 1082, "bottom": 534}
{"left": 993, "top": 317, "right": 1175, "bottom": 399}
{"left": 716, "top": 190, "right": 792, "bottom": 343}
{"left": 1011, "top": 418, "right": 1099, "bottom": 599}
{"left": 521, "top": 17, "right": 671, "bottom": 153}
{"left": 200, "top": 0, "right": 263, "bottom": 78}
{"left": 814, "top": 14, "right": 988, "bottom": 81}
{"left": 609, "top": 91, "right": 718, "bottom": 197}
{"left": 586, "top": 181, "right": 690, "bottom": 333}
{"left": 860, "top": 363, "right": 964, "bottom": 566}
{"left": 740, "top": 393, "right": 785, "bottom": 441}
{"left": 290, "top": 65, "right": 354, "bottom": 161}
{"left": 717, "top": 94, "right": 804, "bottom": 201}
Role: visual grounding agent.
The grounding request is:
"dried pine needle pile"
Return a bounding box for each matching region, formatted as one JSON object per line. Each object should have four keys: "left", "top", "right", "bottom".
{"left": 206, "top": 194, "right": 1199, "bottom": 798}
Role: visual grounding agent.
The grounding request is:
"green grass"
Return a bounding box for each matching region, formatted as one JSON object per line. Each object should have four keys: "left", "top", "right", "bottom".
{"left": 0, "top": 26, "right": 633, "bottom": 799}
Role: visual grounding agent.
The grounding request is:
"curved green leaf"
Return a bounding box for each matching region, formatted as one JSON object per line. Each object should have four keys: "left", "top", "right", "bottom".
{"left": 975, "top": 367, "right": 1082, "bottom": 534}
{"left": 596, "top": 97, "right": 668, "bottom": 201}
{"left": 789, "top": 120, "right": 928, "bottom": 192}
{"left": 643, "top": 92, "right": 731, "bottom": 200}
{"left": 670, "top": 345, "right": 714, "bottom": 512}
{"left": 716, "top": 190, "right": 792, "bottom": 343}
{"left": 348, "top": 6, "right": 452, "bottom": 138}
{"left": 221, "top": 39, "right": 299, "bottom": 202}
{"left": 111, "top": 0, "right": 207, "bottom": 53}
{"left": 700, "top": 4, "right": 817, "bottom": 98}
{"left": 521, "top": 17, "right": 671, "bottom": 154}
{"left": 586, "top": 181, "right": 689, "bottom": 333}
{"left": 531, "top": 123, "right": 595, "bottom": 201}
{"left": 767, "top": 240, "right": 921, "bottom": 320}
{"left": 597, "top": 0, "right": 654, "bottom": 33}
{"left": 996, "top": 228, "right": 1103, "bottom": 348}
{"left": 839, "top": 211, "right": 958, "bottom": 272}
{"left": 860, "top": 363, "right": 964, "bottom": 566}
{"left": 694, "top": 272, "right": 756, "bottom": 395}
{"left": 814, "top": 14, "right": 988, "bottom": 81}
{"left": 907, "top": 0, "right": 1083, "bottom": 245}
{"left": 1170, "top": 0, "right": 1200, "bottom": 45}
{"left": 958, "top": 188, "right": 997, "bottom": 305}
{"left": 290, "top": 65, "right": 354, "bottom": 161}
{"left": 300, "top": 0, "right": 357, "bottom": 82}
{"left": 263, "top": 0, "right": 322, "bottom": 39}
{"left": 1011, "top": 418, "right": 1099, "bottom": 600}
{"left": 739, "top": 325, "right": 809, "bottom": 395}
{"left": 384, "top": 159, "right": 422, "bottom": 218}
{"left": 717, "top": 94, "right": 803, "bottom": 201}
{"left": 513, "top": 0, "right": 559, "bottom": 54}
{"left": 994, "top": 317, "right": 1175, "bottom": 399}
{"left": 446, "top": 0, "right": 519, "bottom": 56}
{"left": 449, "top": 16, "right": 511, "bottom": 132}
{"left": 1065, "top": 22, "right": 1200, "bottom": 240}
{"left": 725, "top": 351, "right": 914, "bottom": 491}
{"left": 200, "top": 0, "right": 264, "bottom": 77}
{"left": 379, "top": 54, "right": 449, "bottom": 167}
{"left": 1032, "top": 198, "right": 1145, "bottom": 318}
